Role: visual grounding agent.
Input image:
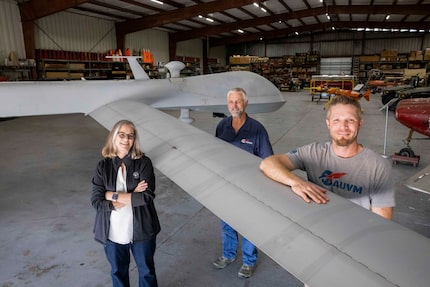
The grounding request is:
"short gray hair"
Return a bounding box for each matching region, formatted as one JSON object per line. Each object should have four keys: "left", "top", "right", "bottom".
{"left": 227, "top": 87, "right": 248, "bottom": 102}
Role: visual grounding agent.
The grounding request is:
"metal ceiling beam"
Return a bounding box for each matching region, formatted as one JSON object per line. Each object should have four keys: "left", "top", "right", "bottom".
{"left": 171, "top": 4, "right": 430, "bottom": 43}
{"left": 209, "top": 21, "right": 430, "bottom": 47}
{"left": 115, "top": 0, "right": 256, "bottom": 34}
{"left": 19, "top": 0, "right": 91, "bottom": 21}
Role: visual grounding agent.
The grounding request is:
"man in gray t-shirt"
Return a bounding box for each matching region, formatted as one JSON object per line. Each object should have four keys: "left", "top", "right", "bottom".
{"left": 260, "top": 95, "right": 395, "bottom": 220}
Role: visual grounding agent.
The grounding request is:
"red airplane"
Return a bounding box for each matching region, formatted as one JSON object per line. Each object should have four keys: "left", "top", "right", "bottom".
{"left": 393, "top": 98, "right": 430, "bottom": 163}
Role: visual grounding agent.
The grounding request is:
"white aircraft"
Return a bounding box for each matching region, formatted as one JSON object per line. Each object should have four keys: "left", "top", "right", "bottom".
{"left": 404, "top": 164, "right": 430, "bottom": 195}
{"left": 1, "top": 58, "right": 429, "bottom": 287}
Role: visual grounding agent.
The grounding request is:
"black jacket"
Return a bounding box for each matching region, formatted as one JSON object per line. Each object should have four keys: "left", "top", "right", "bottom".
{"left": 91, "top": 154, "right": 161, "bottom": 245}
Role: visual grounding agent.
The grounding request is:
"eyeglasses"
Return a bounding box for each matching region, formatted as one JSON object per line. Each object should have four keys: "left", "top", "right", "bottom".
{"left": 117, "top": 132, "right": 135, "bottom": 140}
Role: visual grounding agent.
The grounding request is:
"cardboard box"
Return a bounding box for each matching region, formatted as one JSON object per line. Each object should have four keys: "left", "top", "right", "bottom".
{"left": 69, "top": 63, "right": 85, "bottom": 70}
{"left": 424, "top": 48, "right": 430, "bottom": 60}
{"left": 404, "top": 68, "right": 426, "bottom": 78}
{"left": 229, "top": 56, "right": 254, "bottom": 65}
{"left": 45, "top": 72, "right": 84, "bottom": 79}
{"left": 381, "top": 50, "right": 398, "bottom": 57}
{"left": 380, "top": 57, "right": 397, "bottom": 62}
{"left": 359, "top": 55, "right": 379, "bottom": 62}
{"left": 46, "top": 71, "right": 69, "bottom": 78}
{"left": 69, "top": 72, "right": 84, "bottom": 79}
{"left": 44, "top": 63, "right": 67, "bottom": 69}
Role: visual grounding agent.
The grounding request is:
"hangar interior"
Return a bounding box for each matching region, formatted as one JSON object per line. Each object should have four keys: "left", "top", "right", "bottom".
{"left": 0, "top": 1, "right": 429, "bottom": 286}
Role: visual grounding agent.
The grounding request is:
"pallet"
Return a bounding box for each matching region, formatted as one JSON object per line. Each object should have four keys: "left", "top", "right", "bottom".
{"left": 391, "top": 153, "right": 420, "bottom": 167}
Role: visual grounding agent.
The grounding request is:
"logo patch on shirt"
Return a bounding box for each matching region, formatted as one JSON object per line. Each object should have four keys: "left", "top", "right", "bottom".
{"left": 241, "top": 138, "right": 253, "bottom": 145}
{"left": 318, "top": 170, "right": 363, "bottom": 194}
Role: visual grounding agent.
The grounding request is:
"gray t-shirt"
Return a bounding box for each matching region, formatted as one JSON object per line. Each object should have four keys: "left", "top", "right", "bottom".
{"left": 286, "top": 142, "right": 395, "bottom": 209}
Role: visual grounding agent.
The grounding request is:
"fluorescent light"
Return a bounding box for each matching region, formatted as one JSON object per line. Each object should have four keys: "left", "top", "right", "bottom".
{"left": 253, "top": 3, "right": 259, "bottom": 7}
{"left": 151, "top": 0, "right": 163, "bottom": 5}
{"left": 238, "top": 29, "right": 244, "bottom": 33}
{"left": 198, "top": 15, "right": 203, "bottom": 18}
{"left": 385, "top": 14, "right": 390, "bottom": 20}
{"left": 295, "top": 31, "right": 299, "bottom": 35}
{"left": 205, "top": 17, "right": 214, "bottom": 22}
{"left": 261, "top": 7, "right": 267, "bottom": 13}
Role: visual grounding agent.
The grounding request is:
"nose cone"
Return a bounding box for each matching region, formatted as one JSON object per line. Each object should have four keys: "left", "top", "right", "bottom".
{"left": 395, "top": 98, "right": 430, "bottom": 137}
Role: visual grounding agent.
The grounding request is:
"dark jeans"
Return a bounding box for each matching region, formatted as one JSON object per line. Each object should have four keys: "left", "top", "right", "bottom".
{"left": 104, "top": 238, "right": 158, "bottom": 287}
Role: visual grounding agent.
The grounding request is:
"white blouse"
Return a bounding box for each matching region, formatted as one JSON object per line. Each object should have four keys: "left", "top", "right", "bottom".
{"left": 108, "top": 164, "right": 133, "bottom": 244}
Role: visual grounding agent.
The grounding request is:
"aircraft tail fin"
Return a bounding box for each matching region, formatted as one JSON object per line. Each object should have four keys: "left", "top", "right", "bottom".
{"left": 362, "top": 89, "right": 371, "bottom": 101}
{"left": 106, "top": 56, "right": 150, "bottom": 80}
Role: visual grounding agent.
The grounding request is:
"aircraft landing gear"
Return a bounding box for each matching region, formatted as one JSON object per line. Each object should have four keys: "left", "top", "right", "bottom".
{"left": 391, "top": 130, "right": 420, "bottom": 167}
{"left": 398, "top": 147, "right": 415, "bottom": 158}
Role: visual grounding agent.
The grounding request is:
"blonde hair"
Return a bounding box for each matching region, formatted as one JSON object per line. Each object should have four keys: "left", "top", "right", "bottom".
{"left": 102, "top": 120, "right": 144, "bottom": 159}
{"left": 326, "top": 95, "right": 363, "bottom": 121}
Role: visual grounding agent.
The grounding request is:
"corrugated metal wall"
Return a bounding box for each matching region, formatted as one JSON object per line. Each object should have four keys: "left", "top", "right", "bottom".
{"left": 320, "top": 57, "right": 352, "bottom": 75}
{"left": 361, "top": 34, "right": 426, "bottom": 55}
{"left": 266, "top": 42, "right": 310, "bottom": 57}
{"left": 228, "top": 32, "right": 430, "bottom": 58}
{"left": 35, "top": 11, "right": 116, "bottom": 53}
{"left": 126, "top": 29, "right": 170, "bottom": 64}
{"left": 0, "top": 0, "right": 26, "bottom": 60}
{"left": 176, "top": 39, "right": 203, "bottom": 59}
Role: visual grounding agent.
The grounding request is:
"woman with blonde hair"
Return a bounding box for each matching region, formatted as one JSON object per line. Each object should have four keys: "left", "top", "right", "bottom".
{"left": 91, "top": 119, "right": 160, "bottom": 287}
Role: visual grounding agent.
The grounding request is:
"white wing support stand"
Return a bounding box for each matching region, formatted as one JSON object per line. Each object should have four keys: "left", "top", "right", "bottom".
{"left": 165, "top": 61, "right": 195, "bottom": 123}
{"left": 179, "top": 108, "right": 194, "bottom": 124}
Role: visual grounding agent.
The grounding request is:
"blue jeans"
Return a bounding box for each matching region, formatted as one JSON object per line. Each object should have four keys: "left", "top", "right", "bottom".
{"left": 221, "top": 221, "right": 258, "bottom": 266}
{"left": 104, "top": 238, "right": 158, "bottom": 287}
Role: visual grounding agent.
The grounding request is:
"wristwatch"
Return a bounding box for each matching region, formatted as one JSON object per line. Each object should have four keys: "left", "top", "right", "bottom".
{"left": 112, "top": 192, "right": 118, "bottom": 202}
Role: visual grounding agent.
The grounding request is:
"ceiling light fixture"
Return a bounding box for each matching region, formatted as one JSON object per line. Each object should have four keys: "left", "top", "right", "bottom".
{"left": 261, "top": 7, "right": 267, "bottom": 13}
{"left": 205, "top": 17, "right": 214, "bottom": 22}
{"left": 238, "top": 29, "right": 244, "bottom": 33}
{"left": 385, "top": 14, "right": 390, "bottom": 20}
{"left": 151, "top": 0, "right": 163, "bottom": 5}
{"left": 253, "top": 2, "right": 259, "bottom": 7}
{"left": 295, "top": 31, "right": 299, "bottom": 35}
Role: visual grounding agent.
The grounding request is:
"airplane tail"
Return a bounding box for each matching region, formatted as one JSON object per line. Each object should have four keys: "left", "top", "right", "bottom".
{"left": 362, "top": 89, "right": 371, "bottom": 101}
{"left": 106, "top": 56, "right": 150, "bottom": 80}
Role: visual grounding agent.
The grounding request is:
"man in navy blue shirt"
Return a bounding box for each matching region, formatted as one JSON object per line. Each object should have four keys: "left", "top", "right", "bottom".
{"left": 212, "top": 87, "right": 273, "bottom": 278}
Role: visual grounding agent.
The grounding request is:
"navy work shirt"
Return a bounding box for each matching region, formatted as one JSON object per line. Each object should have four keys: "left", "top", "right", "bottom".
{"left": 215, "top": 114, "right": 273, "bottom": 159}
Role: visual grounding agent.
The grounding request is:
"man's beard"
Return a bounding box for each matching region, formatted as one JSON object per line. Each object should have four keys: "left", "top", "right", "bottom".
{"left": 230, "top": 109, "right": 242, "bottom": 117}
{"left": 333, "top": 136, "right": 354, "bottom": 146}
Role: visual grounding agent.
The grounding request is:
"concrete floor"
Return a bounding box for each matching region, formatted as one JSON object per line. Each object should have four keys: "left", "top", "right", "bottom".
{"left": 0, "top": 91, "right": 429, "bottom": 286}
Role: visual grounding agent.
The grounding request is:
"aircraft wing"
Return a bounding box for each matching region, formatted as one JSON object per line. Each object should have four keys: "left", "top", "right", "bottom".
{"left": 404, "top": 164, "right": 430, "bottom": 194}
{"left": 0, "top": 71, "right": 284, "bottom": 118}
{"left": 90, "top": 99, "right": 430, "bottom": 287}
